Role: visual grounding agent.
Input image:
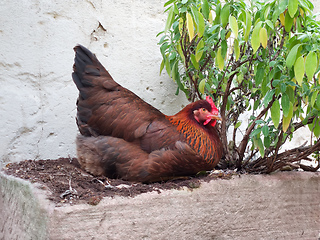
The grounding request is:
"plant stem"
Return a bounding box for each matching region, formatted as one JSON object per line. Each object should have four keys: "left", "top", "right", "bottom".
{"left": 237, "top": 98, "right": 275, "bottom": 168}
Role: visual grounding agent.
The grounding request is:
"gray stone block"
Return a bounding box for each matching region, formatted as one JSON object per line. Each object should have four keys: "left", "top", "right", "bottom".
{"left": 1, "top": 172, "right": 319, "bottom": 239}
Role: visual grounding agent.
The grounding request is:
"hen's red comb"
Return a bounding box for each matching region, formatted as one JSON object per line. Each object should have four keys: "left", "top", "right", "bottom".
{"left": 206, "top": 96, "right": 218, "bottom": 112}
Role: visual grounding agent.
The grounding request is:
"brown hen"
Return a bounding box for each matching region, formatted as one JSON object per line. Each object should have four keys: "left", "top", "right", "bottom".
{"left": 72, "top": 45, "right": 223, "bottom": 182}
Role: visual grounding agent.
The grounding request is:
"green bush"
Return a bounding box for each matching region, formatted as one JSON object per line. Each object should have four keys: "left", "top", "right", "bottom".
{"left": 158, "top": 0, "right": 320, "bottom": 172}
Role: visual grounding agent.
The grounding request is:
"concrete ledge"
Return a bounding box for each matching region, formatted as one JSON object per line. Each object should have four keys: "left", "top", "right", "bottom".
{"left": 1, "top": 171, "right": 319, "bottom": 239}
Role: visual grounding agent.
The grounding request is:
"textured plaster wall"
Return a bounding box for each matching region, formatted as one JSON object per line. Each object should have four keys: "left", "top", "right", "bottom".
{"left": 0, "top": 0, "right": 188, "bottom": 165}
{"left": 1, "top": 1, "right": 320, "bottom": 165}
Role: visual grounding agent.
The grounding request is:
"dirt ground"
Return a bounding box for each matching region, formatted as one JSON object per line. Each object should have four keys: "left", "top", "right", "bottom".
{"left": 2, "top": 158, "right": 235, "bottom": 206}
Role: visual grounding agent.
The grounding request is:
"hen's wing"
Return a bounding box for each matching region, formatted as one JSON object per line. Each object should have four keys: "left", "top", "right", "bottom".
{"left": 72, "top": 45, "right": 165, "bottom": 142}
{"left": 76, "top": 135, "right": 213, "bottom": 182}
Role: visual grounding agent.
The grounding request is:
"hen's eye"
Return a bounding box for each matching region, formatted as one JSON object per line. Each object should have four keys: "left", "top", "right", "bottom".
{"left": 202, "top": 108, "right": 206, "bottom": 112}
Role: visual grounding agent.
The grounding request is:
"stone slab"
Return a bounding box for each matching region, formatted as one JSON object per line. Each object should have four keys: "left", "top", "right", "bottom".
{"left": 1, "top": 172, "right": 320, "bottom": 239}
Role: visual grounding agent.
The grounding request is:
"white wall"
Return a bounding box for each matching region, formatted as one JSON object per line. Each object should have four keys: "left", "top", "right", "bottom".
{"left": 0, "top": 0, "right": 189, "bottom": 164}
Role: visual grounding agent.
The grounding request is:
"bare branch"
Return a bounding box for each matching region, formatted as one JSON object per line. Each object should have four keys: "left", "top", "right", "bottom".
{"left": 271, "top": 26, "right": 287, "bottom": 62}
{"left": 237, "top": 98, "right": 275, "bottom": 167}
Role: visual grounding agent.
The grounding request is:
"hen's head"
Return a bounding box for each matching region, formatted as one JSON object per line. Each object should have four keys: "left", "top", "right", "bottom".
{"left": 191, "top": 96, "right": 221, "bottom": 127}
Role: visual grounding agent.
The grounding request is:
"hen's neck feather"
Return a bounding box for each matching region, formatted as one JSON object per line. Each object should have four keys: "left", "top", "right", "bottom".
{"left": 166, "top": 111, "right": 220, "bottom": 165}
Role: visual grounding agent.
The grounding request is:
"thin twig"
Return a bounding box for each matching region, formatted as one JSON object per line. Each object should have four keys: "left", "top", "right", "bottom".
{"left": 237, "top": 98, "right": 275, "bottom": 167}
{"left": 95, "top": 178, "right": 115, "bottom": 189}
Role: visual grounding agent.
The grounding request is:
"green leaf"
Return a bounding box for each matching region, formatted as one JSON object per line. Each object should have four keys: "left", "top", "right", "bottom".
{"left": 164, "top": 54, "right": 171, "bottom": 76}
{"left": 244, "top": 10, "right": 252, "bottom": 42}
{"left": 259, "top": 27, "right": 268, "bottom": 49}
{"left": 286, "top": 44, "right": 301, "bottom": 68}
{"left": 197, "top": 12, "right": 205, "bottom": 37}
{"left": 215, "top": 47, "right": 224, "bottom": 70}
{"left": 176, "top": 42, "right": 185, "bottom": 61}
{"left": 308, "top": 118, "right": 317, "bottom": 133}
{"left": 164, "top": 0, "right": 176, "bottom": 7}
{"left": 311, "top": 90, "right": 318, "bottom": 107}
{"left": 253, "top": 136, "right": 265, "bottom": 157}
{"left": 214, "top": 3, "right": 221, "bottom": 25}
{"left": 279, "top": 0, "right": 288, "bottom": 12}
{"left": 221, "top": 40, "right": 228, "bottom": 59}
{"left": 314, "top": 120, "right": 320, "bottom": 138}
{"left": 296, "top": 15, "right": 302, "bottom": 32}
{"left": 235, "top": 121, "right": 242, "bottom": 129}
{"left": 316, "top": 94, "right": 320, "bottom": 109}
{"left": 178, "top": 17, "right": 184, "bottom": 35}
{"left": 158, "top": 35, "right": 167, "bottom": 45}
{"left": 190, "top": 6, "right": 200, "bottom": 33}
{"left": 305, "top": 51, "right": 317, "bottom": 81}
{"left": 229, "top": 15, "right": 238, "bottom": 39}
{"left": 310, "top": 118, "right": 320, "bottom": 138}
{"left": 171, "top": 60, "right": 178, "bottom": 82}
{"left": 263, "top": 89, "right": 275, "bottom": 107}
{"left": 168, "top": 52, "right": 176, "bottom": 61}
{"left": 294, "top": 56, "right": 305, "bottom": 86}
{"left": 234, "top": 39, "right": 240, "bottom": 60}
{"left": 186, "top": 12, "right": 195, "bottom": 41}
{"left": 257, "top": 137, "right": 265, "bottom": 157}
{"left": 172, "top": 60, "right": 186, "bottom": 94}
{"left": 264, "top": 136, "right": 271, "bottom": 148}
{"left": 261, "top": 76, "right": 270, "bottom": 96}
{"left": 165, "top": 6, "right": 175, "bottom": 32}
{"left": 288, "top": 0, "right": 298, "bottom": 18}
{"left": 175, "top": 86, "right": 179, "bottom": 95}
{"left": 282, "top": 102, "right": 293, "bottom": 132}
{"left": 160, "top": 59, "right": 165, "bottom": 75}
{"left": 262, "top": 125, "right": 269, "bottom": 136}
{"left": 271, "top": 100, "right": 280, "bottom": 128}
{"left": 220, "top": 4, "right": 230, "bottom": 28}
{"left": 251, "top": 22, "right": 262, "bottom": 54}
{"left": 255, "top": 67, "right": 264, "bottom": 86}
{"left": 280, "top": 12, "right": 285, "bottom": 26}
{"left": 199, "top": 78, "right": 206, "bottom": 94}
{"left": 265, "top": 20, "right": 274, "bottom": 30}
{"left": 280, "top": 83, "right": 287, "bottom": 93}
{"left": 202, "top": 0, "right": 210, "bottom": 20}
{"left": 284, "top": 11, "right": 294, "bottom": 32}
{"left": 254, "top": 99, "right": 260, "bottom": 110}
{"left": 287, "top": 85, "right": 295, "bottom": 102}
{"left": 251, "top": 128, "right": 261, "bottom": 137}
{"left": 263, "top": 4, "right": 271, "bottom": 21}
{"left": 190, "top": 54, "right": 199, "bottom": 70}
{"left": 190, "top": 5, "right": 199, "bottom": 23}
{"left": 255, "top": 120, "right": 265, "bottom": 124}
{"left": 208, "top": 9, "right": 213, "bottom": 24}
{"left": 281, "top": 93, "right": 290, "bottom": 117}
{"left": 195, "top": 39, "right": 205, "bottom": 62}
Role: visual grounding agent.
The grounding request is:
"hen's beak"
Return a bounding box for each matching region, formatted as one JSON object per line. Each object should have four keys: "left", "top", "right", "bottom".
{"left": 208, "top": 112, "right": 222, "bottom": 121}
{"left": 203, "top": 112, "right": 221, "bottom": 126}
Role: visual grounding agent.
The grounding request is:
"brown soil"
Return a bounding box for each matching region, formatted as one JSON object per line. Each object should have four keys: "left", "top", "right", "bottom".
{"left": 2, "top": 158, "right": 235, "bottom": 206}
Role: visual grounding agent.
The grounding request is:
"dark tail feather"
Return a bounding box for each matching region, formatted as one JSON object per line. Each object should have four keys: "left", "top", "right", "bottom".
{"left": 73, "top": 44, "right": 120, "bottom": 99}
{"left": 72, "top": 45, "right": 116, "bottom": 96}
{"left": 72, "top": 45, "right": 121, "bottom": 136}
{"left": 72, "top": 45, "right": 96, "bottom": 89}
